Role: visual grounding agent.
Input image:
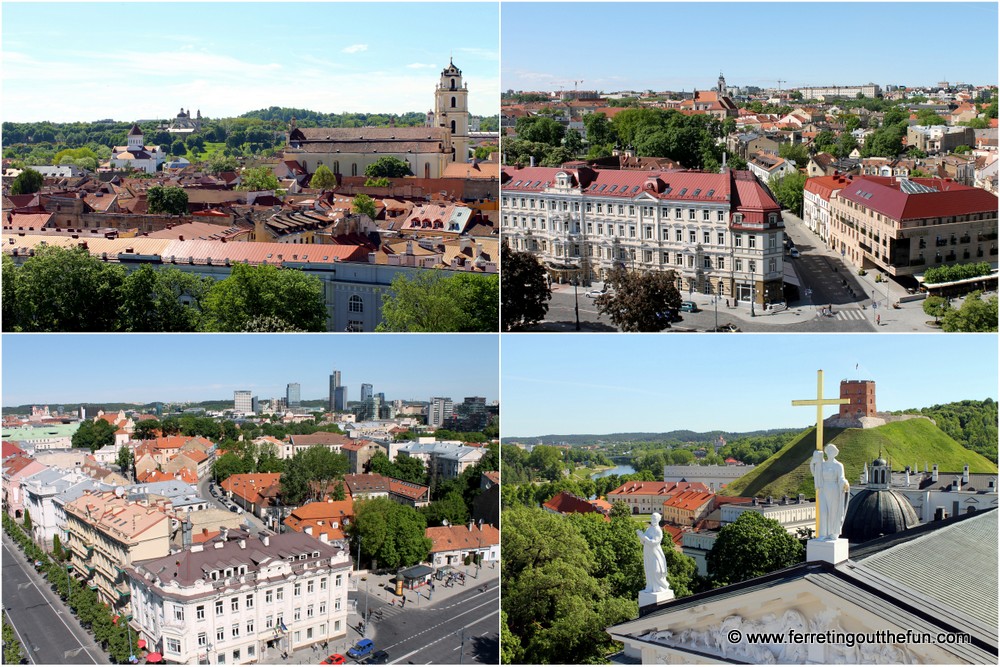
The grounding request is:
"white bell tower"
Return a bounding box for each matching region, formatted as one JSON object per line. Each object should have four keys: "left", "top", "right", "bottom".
{"left": 435, "top": 58, "right": 470, "bottom": 163}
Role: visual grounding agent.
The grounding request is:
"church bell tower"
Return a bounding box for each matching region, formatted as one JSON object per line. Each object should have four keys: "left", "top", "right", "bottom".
{"left": 435, "top": 58, "right": 470, "bottom": 163}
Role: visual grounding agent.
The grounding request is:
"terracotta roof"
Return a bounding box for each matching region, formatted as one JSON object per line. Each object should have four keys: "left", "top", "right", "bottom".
{"left": 387, "top": 477, "right": 430, "bottom": 502}
{"left": 426, "top": 523, "right": 499, "bottom": 554}
{"left": 221, "top": 473, "right": 282, "bottom": 506}
{"left": 542, "top": 491, "right": 608, "bottom": 517}
{"left": 2, "top": 454, "right": 42, "bottom": 477}
{"left": 65, "top": 491, "right": 170, "bottom": 541}
{"left": 663, "top": 490, "right": 715, "bottom": 512}
{"left": 343, "top": 473, "right": 390, "bottom": 495}
{"left": 2, "top": 442, "right": 26, "bottom": 460}
{"left": 608, "top": 481, "right": 710, "bottom": 497}
{"left": 284, "top": 497, "right": 354, "bottom": 537}
{"left": 805, "top": 174, "right": 854, "bottom": 200}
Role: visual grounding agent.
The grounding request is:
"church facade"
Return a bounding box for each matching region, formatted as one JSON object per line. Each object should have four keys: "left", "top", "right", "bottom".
{"left": 108, "top": 124, "right": 165, "bottom": 174}
{"left": 282, "top": 60, "right": 471, "bottom": 180}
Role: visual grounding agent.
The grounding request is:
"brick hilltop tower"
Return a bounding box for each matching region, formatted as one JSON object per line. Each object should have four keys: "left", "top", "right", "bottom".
{"left": 839, "top": 380, "right": 876, "bottom": 419}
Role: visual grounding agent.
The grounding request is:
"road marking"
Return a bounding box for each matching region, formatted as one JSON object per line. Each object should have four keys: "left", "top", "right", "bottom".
{"left": 387, "top": 611, "right": 498, "bottom": 665}
{"left": 3, "top": 606, "right": 36, "bottom": 664}
{"left": 1, "top": 539, "right": 99, "bottom": 664}
{"left": 378, "top": 598, "right": 497, "bottom": 652}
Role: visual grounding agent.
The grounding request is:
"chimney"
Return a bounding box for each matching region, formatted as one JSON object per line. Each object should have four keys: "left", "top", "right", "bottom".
{"left": 934, "top": 507, "right": 949, "bottom": 521}
{"left": 261, "top": 534, "right": 270, "bottom": 547}
{"left": 529, "top": 156, "right": 535, "bottom": 168}
{"left": 931, "top": 464, "right": 939, "bottom": 483}
{"left": 239, "top": 539, "right": 246, "bottom": 549}
{"left": 962, "top": 464, "right": 969, "bottom": 484}
{"left": 221, "top": 527, "right": 229, "bottom": 542}
{"left": 182, "top": 517, "right": 192, "bottom": 549}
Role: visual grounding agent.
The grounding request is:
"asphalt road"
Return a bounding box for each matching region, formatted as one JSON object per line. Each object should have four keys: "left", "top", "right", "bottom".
{"left": 1, "top": 535, "right": 109, "bottom": 665}
{"left": 360, "top": 581, "right": 499, "bottom": 664}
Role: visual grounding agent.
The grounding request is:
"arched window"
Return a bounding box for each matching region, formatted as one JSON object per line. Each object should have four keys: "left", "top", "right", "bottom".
{"left": 450, "top": 78, "right": 456, "bottom": 90}
{"left": 451, "top": 96, "right": 456, "bottom": 108}
{"left": 351, "top": 164, "right": 358, "bottom": 177}
{"left": 349, "top": 295, "right": 363, "bottom": 313}
{"left": 451, "top": 120, "right": 456, "bottom": 133}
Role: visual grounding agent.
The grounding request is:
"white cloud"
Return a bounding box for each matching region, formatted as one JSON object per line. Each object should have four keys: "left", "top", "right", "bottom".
{"left": 341, "top": 44, "right": 368, "bottom": 54}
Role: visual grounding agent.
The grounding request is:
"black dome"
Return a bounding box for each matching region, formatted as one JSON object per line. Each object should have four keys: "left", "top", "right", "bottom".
{"left": 842, "top": 488, "right": 920, "bottom": 543}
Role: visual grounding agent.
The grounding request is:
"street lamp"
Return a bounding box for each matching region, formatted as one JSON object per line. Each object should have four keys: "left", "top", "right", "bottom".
{"left": 750, "top": 282, "right": 756, "bottom": 318}
{"left": 573, "top": 276, "right": 581, "bottom": 332}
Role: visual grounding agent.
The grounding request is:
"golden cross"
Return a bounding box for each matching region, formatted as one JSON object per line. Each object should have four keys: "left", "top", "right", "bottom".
{"left": 792, "top": 369, "right": 849, "bottom": 534}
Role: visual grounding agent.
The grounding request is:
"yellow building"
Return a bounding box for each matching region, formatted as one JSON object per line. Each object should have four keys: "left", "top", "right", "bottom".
{"left": 63, "top": 490, "right": 172, "bottom": 611}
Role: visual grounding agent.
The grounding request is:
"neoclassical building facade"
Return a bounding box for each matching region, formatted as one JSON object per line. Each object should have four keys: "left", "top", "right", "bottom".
{"left": 501, "top": 166, "right": 786, "bottom": 305}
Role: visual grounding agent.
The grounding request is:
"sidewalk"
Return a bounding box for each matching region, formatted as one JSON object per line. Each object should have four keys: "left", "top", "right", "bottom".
{"left": 259, "top": 563, "right": 499, "bottom": 664}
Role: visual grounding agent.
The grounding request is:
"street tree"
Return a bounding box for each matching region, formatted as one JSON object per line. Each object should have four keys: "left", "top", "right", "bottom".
{"left": 350, "top": 498, "right": 432, "bottom": 570}
{"left": 769, "top": 172, "right": 808, "bottom": 216}
{"left": 201, "top": 263, "right": 327, "bottom": 332}
{"left": 923, "top": 295, "right": 950, "bottom": 324}
{"left": 941, "top": 291, "right": 998, "bottom": 332}
{"left": 420, "top": 490, "right": 469, "bottom": 527}
{"left": 118, "top": 266, "right": 210, "bottom": 331}
{"left": 514, "top": 117, "right": 566, "bottom": 146}
{"left": 594, "top": 267, "right": 683, "bottom": 332}
{"left": 706, "top": 511, "right": 804, "bottom": 586}
{"left": 279, "top": 445, "right": 349, "bottom": 505}
{"left": 309, "top": 165, "right": 338, "bottom": 189}
{"left": 10, "top": 168, "right": 43, "bottom": 195}
{"left": 364, "top": 156, "right": 412, "bottom": 178}
{"left": 132, "top": 419, "right": 160, "bottom": 440}
{"left": 116, "top": 446, "right": 134, "bottom": 476}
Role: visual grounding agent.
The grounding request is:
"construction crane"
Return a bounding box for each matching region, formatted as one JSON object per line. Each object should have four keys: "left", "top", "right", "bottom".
{"left": 573, "top": 80, "right": 583, "bottom": 90}
{"left": 777, "top": 79, "right": 785, "bottom": 91}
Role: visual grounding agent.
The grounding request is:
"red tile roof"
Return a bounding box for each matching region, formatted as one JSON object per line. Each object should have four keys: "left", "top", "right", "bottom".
{"left": 426, "top": 523, "right": 499, "bottom": 554}
{"left": 2, "top": 441, "right": 26, "bottom": 460}
{"left": 221, "top": 473, "right": 282, "bottom": 506}
{"left": 804, "top": 174, "right": 853, "bottom": 200}
{"left": 663, "top": 490, "right": 715, "bottom": 511}
{"left": 608, "top": 481, "right": 710, "bottom": 496}
{"left": 542, "top": 491, "right": 608, "bottom": 517}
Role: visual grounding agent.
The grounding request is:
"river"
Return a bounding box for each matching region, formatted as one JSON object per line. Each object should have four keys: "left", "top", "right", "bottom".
{"left": 591, "top": 464, "right": 637, "bottom": 479}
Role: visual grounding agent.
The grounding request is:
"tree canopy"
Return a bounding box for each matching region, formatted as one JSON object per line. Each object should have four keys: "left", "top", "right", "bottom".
{"left": 309, "top": 164, "right": 338, "bottom": 189}
{"left": 351, "top": 193, "right": 378, "bottom": 219}
{"left": 10, "top": 168, "right": 44, "bottom": 195}
{"left": 941, "top": 291, "right": 998, "bottom": 333}
{"left": 147, "top": 185, "right": 190, "bottom": 215}
{"left": 71, "top": 419, "right": 117, "bottom": 452}
{"left": 594, "top": 267, "right": 683, "bottom": 332}
{"left": 237, "top": 166, "right": 280, "bottom": 191}
{"left": 350, "top": 498, "right": 432, "bottom": 570}
{"left": 364, "top": 156, "right": 413, "bottom": 178}
{"left": 706, "top": 511, "right": 804, "bottom": 587}
{"left": 201, "top": 263, "right": 327, "bottom": 332}
{"left": 501, "top": 244, "right": 551, "bottom": 331}
{"left": 278, "top": 444, "right": 348, "bottom": 505}
{"left": 377, "top": 272, "right": 498, "bottom": 332}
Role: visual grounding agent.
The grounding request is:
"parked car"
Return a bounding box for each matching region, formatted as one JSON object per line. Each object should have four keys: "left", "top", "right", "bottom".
{"left": 585, "top": 288, "right": 607, "bottom": 298}
{"left": 789, "top": 247, "right": 800, "bottom": 258}
{"left": 679, "top": 301, "right": 699, "bottom": 312}
{"left": 714, "top": 323, "right": 741, "bottom": 333}
{"left": 363, "top": 651, "right": 389, "bottom": 665}
{"left": 347, "top": 639, "right": 374, "bottom": 660}
{"left": 320, "top": 654, "right": 346, "bottom": 665}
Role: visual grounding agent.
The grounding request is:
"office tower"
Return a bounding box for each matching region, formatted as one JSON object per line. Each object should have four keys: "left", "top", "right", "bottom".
{"left": 361, "top": 384, "right": 374, "bottom": 402}
{"left": 234, "top": 390, "right": 253, "bottom": 413}
{"left": 334, "top": 386, "right": 348, "bottom": 412}
{"left": 428, "top": 397, "right": 454, "bottom": 429}
{"left": 287, "top": 383, "right": 301, "bottom": 408}
{"left": 329, "top": 370, "right": 342, "bottom": 411}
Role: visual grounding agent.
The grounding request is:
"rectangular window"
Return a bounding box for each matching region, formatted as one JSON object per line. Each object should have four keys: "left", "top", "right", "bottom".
{"left": 266, "top": 590, "right": 273, "bottom": 604}
{"left": 319, "top": 602, "right": 327, "bottom": 615}
{"left": 231, "top": 597, "right": 239, "bottom": 612}
{"left": 232, "top": 624, "right": 240, "bottom": 639}
{"left": 749, "top": 260, "right": 757, "bottom": 273}
{"left": 675, "top": 229, "right": 682, "bottom": 242}
{"left": 247, "top": 620, "right": 254, "bottom": 635}
{"left": 734, "top": 235, "right": 742, "bottom": 248}
{"left": 689, "top": 231, "right": 696, "bottom": 244}
{"left": 335, "top": 598, "right": 342, "bottom": 611}
{"left": 769, "top": 258, "right": 777, "bottom": 273}
{"left": 198, "top": 633, "right": 207, "bottom": 647}
{"left": 276, "top": 588, "right": 284, "bottom": 602}
{"left": 717, "top": 256, "right": 725, "bottom": 270}
{"left": 233, "top": 650, "right": 240, "bottom": 662}
{"left": 645, "top": 227, "right": 652, "bottom": 239}
{"left": 596, "top": 203, "right": 603, "bottom": 213}
{"left": 166, "top": 638, "right": 181, "bottom": 654}
{"left": 675, "top": 253, "right": 683, "bottom": 265}
{"left": 294, "top": 631, "right": 301, "bottom": 643}
{"left": 246, "top": 594, "right": 254, "bottom": 609}
{"left": 688, "top": 209, "right": 695, "bottom": 220}
{"left": 703, "top": 231, "right": 710, "bottom": 244}
{"left": 703, "top": 209, "right": 710, "bottom": 221}
{"left": 218, "top": 654, "right": 226, "bottom": 665}
{"left": 307, "top": 580, "right": 314, "bottom": 594}
{"left": 307, "top": 605, "right": 314, "bottom": 619}
{"left": 749, "top": 235, "right": 757, "bottom": 249}
{"left": 248, "top": 646, "right": 255, "bottom": 659}
{"left": 196, "top": 605, "right": 205, "bottom": 620}
{"left": 717, "top": 210, "right": 725, "bottom": 222}
{"left": 217, "top": 628, "right": 225, "bottom": 642}
{"left": 703, "top": 257, "right": 712, "bottom": 269}
{"left": 335, "top": 620, "right": 342, "bottom": 632}
{"left": 266, "top": 616, "right": 274, "bottom": 629}
{"left": 735, "top": 259, "right": 743, "bottom": 272}
{"left": 629, "top": 226, "right": 636, "bottom": 238}
{"left": 674, "top": 208, "right": 681, "bottom": 219}
{"left": 294, "top": 583, "right": 301, "bottom": 597}
{"left": 718, "top": 232, "right": 725, "bottom": 245}
{"left": 174, "top": 606, "right": 184, "bottom": 622}
{"left": 294, "top": 608, "right": 301, "bottom": 622}
{"left": 307, "top": 627, "right": 313, "bottom": 640}
{"left": 216, "top": 600, "right": 224, "bottom": 616}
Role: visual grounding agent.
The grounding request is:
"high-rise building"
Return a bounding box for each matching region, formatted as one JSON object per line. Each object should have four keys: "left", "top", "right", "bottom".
{"left": 334, "top": 386, "right": 348, "bottom": 412}
{"left": 234, "top": 390, "right": 254, "bottom": 413}
{"left": 287, "top": 383, "right": 301, "bottom": 408}
{"left": 428, "top": 397, "right": 454, "bottom": 429}
{"left": 329, "top": 370, "right": 342, "bottom": 411}
{"left": 361, "top": 384, "right": 374, "bottom": 402}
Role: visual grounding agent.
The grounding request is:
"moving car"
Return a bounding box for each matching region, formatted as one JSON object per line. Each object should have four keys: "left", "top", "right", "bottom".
{"left": 714, "top": 323, "right": 741, "bottom": 333}
{"left": 347, "top": 639, "right": 375, "bottom": 660}
{"left": 585, "top": 288, "right": 607, "bottom": 298}
{"left": 320, "top": 654, "right": 346, "bottom": 665}
{"left": 789, "top": 247, "right": 800, "bottom": 258}
{"left": 679, "top": 301, "right": 699, "bottom": 312}
{"left": 363, "top": 651, "right": 390, "bottom": 665}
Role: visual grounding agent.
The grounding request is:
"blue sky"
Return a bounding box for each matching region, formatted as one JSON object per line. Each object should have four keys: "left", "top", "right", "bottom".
{"left": 502, "top": 3, "right": 998, "bottom": 93}
{"left": 2, "top": 3, "right": 499, "bottom": 123}
{"left": 501, "top": 334, "right": 998, "bottom": 437}
{"left": 2, "top": 334, "right": 500, "bottom": 406}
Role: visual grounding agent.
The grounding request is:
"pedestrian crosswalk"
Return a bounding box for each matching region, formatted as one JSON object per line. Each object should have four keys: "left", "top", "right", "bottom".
{"left": 819, "top": 309, "right": 867, "bottom": 321}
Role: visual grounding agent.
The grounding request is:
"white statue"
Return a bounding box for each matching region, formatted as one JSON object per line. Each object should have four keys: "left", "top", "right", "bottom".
{"left": 637, "top": 512, "right": 672, "bottom": 594}
{"left": 810, "top": 444, "right": 850, "bottom": 539}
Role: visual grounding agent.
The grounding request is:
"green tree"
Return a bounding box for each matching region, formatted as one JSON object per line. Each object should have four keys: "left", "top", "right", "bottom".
{"left": 594, "top": 267, "right": 683, "bottom": 332}
{"left": 2, "top": 256, "right": 20, "bottom": 331}
{"left": 364, "top": 156, "right": 413, "bottom": 178}
{"left": 834, "top": 132, "right": 859, "bottom": 159}
{"left": 953, "top": 145, "right": 972, "bottom": 154}
{"left": 52, "top": 534, "right": 65, "bottom": 562}
{"left": 393, "top": 455, "right": 427, "bottom": 485}
{"left": 350, "top": 498, "right": 432, "bottom": 570}
{"left": 364, "top": 176, "right": 391, "bottom": 187}
{"left": 116, "top": 445, "right": 133, "bottom": 476}
{"left": 500, "top": 611, "right": 521, "bottom": 665}
{"left": 351, "top": 193, "right": 378, "bottom": 219}
{"left": 377, "top": 272, "right": 498, "bottom": 332}
{"left": 201, "top": 263, "right": 327, "bottom": 332}
{"left": 22, "top": 510, "right": 32, "bottom": 534}
{"left": 778, "top": 142, "right": 810, "bottom": 169}
{"left": 133, "top": 419, "right": 160, "bottom": 440}
{"left": 71, "top": 419, "right": 117, "bottom": 452}
{"left": 769, "top": 171, "right": 808, "bottom": 216}
{"left": 914, "top": 109, "right": 946, "bottom": 126}
{"left": 923, "top": 295, "right": 950, "bottom": 324}
{"left": 309, "top": 165, "right": 338, "bottom": 189}
{"left": 10, "top": 168, "right": 44, "bottom": 195}
{"left": 812, "top": 130, "right": 837, "bottom": 154}
{"left": 118, "top": 266, "right": 210, "bottom": 331}
{"left": 237, "top": 166, "right": 280, "bottom": 191}
{"left": 941, "top": 292, "right": 998, "bottom": 332}
{"left": 514, "top": 117, "right": 566, "bottom": 146}
{"left": 170, "top": 140, "right": 187, "bottom": 156}
{"left": 2, "top": 611, "right": 24, "bottom": 665}
{"left": 421, "top": 490, "right": 469, "bottom": 527}
{"left": 279, "top": 445, "right": 349, "bottom": 505}
{"left": 4, "top": 246, "right": 125, "bottom": 332}
{"left": 706, "top": 511, "right": 804, "bottom": 587}
{"left": 206, "top": 153, "right": 238, "bottom": 174}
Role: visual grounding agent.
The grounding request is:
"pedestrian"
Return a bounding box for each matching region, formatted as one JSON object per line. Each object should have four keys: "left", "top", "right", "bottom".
{"left": 876, "top": 314, "right": 880, "bottom": 326}
{"left": 725, "top": 299, "right": 730, "bottom": 308}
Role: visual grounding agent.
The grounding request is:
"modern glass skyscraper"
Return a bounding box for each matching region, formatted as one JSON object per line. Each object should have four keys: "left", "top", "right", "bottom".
{"left": 286, "top": 383, "right": 301, "bottom": 408}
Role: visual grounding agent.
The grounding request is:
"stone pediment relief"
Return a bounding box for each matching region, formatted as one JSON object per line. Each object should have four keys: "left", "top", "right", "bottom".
{"left": 636, "top": 608, "right": 922, "bottom": 664}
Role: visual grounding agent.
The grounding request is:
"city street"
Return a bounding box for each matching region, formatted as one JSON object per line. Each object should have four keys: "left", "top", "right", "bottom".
{"left": 2, "top": 534, "right": 109, "bottom": 665}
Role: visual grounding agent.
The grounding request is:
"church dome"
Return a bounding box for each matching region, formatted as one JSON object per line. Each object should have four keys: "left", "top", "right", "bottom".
{"left": 872, "top": 457, "right": 887, "bottom": 467}
{"left": 842, "top": 488, "right": 919, "bottom": 543}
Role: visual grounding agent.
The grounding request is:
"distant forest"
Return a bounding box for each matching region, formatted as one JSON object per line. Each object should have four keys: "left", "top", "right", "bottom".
{"left": 890, "top": 399, "right": 997, "bottom": 461}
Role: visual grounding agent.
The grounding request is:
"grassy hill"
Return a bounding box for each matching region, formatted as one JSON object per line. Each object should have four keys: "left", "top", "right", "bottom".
{"left": 726, "top": 418, "right": 998, "bottom": 499}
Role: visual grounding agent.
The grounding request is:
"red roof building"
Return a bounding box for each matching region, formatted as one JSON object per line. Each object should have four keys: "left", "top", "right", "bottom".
{"left": 542, "top": 491, "right": 610, "bottom": 519}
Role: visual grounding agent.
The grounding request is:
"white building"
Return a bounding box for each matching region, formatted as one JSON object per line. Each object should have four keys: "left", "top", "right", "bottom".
{"left": 501, "top": 166, "right": 786, "bottom": 305}
{"left": 396, "top": 440, "right": 485, "bottom": 481}
{"left": 126, "top": 530, "right": 352, "bottom": 665}
{"left": 427, "top": 397, "right": 454, "bottom": 429}
{"left": 20, "top": 469, "right": 108, "bottom": 548}
{"left": 109, "top": 124, "right": 165, "bottom": 174}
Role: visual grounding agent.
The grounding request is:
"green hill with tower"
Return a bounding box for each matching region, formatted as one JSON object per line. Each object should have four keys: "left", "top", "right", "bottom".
{"left": 726, "top": 418, "right": 998, "bottom": 499}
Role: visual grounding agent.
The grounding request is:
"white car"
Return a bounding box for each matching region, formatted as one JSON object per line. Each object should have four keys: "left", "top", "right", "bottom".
{"left": 585, "top": 289, "right": 607, "bottom": 298}
{"left": 789, "top": 248, "right": 800, "bottom": 258}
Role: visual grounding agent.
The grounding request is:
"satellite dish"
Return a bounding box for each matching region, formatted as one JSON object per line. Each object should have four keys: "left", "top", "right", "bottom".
{"left": 115, "top": 486, "right": 125, "bottom": 497}
{"left": 442, "top": 519, "right": 449, "bottom": 527}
